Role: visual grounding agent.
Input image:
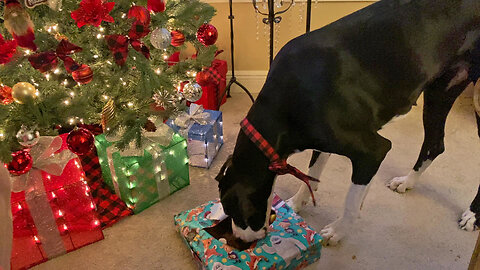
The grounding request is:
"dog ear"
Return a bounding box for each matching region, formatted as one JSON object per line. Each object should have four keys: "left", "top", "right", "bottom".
{"left": 215, "top": 155, "right": 233, "bottom": 182}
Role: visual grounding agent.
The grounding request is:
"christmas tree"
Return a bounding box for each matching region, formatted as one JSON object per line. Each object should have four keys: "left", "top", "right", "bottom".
{"left": 0, "top": 0, "right": 218, "bottom": 163}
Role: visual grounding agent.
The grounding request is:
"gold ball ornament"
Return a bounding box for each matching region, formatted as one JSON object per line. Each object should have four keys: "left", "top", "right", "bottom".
{"left": 12, "top": 82, "right": 37, "bottom": 104}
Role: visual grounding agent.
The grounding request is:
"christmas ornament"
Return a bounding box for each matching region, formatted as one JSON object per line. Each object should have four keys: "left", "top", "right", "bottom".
{"left": 195, "top": 71, "right": 210, "bottom": 86}
{"left": 105, "top": 20, "right": 150, "bottom": 66}
{"left": 4, "top": 0, "right": 37, "bottom": 51}
{"left": 269, "top": 212, "right": 276, "bottom": 225}
{"left": 67, "top": 128, "right": 94, "bottom": 155}
{"left": 182, "top": 82, "right": 203, "bottom": 102}
{"left": 170, "top": 30, "right": 185, "bottom": 47}
{"left": 28, "top": 39, "right": 82, "bottom": 73}
{"left": 101, "top": 99, "right": 115, "bottom": 131}
{"left": 16, "top": 125, "right": 40, "bottom": 147}
{"left": 72, "top": 64, "right": 93, "bottom": 84}
{"left": 167, "top": 51, "right": 180, "bottom": 66}
{"left": 71, "top": 0, "right": 115, "bottom": 28}
{"left": 127, "top": 6, "right": 150, "bottom": 25}
{"left": 12, "top": 82, "right": 37, "bottom": 104}
{"left": 7, "top": 150, "right": 33, "bottom": 175}
{"left": 150, "top": 28, "right": 171, "bottom": 50}
{"left": 0, "top": 85, "right": 14, "bottom": 105}
{"left": 24, "top": 0, "right": 62, "bottom": 10}
{"left": 0, "top": 34, "right": 17, "bottom": 65}
{"left": 147, "top": 0, "right": 165, "bottom": 13}
{"left": 196, "top": 24, "right": 218, "bottom": 46}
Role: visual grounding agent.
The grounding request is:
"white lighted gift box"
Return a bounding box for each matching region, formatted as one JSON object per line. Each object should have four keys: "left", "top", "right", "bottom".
{"left": 166, "top": 104, "right": 223, "bottom": 168}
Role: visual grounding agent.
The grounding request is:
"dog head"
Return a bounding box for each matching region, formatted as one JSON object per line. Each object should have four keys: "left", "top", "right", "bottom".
{"left": 215, "top": 155, "right": 272, "bottom": 242}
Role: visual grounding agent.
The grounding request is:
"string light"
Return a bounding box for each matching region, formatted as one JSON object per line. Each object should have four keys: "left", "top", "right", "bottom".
{"left": 17, "top": 204, "right": 22, "bottom": 210}
{"left": 155, "top": 69, "right": 161, "bottom": 75}
{"left": 33, "top": 236, "right": 40, "bottom": 244}
{"left": 63, "top": 79, "right": 69, "bottom": 86}
{"left": 45, "top": 73, "right": 51, "bottom": 80}
{"left": 58, "top": 210, "right": 63, "bottom": 217}
{"left": 99, "top": 27, "right": 105, "bottom": 32}
{"left": 24, "top": 50, "right": 31, "bottom": 55}
{"left": 69, "top": 91, "right": 75, "bottom": 97}
{"left": 127, "top": 102, "right": 134, "bottom": 107}
{"left": 51, "top": 192, "right": 56, "bottom": 199}
{"left": 96, "top": 34, "right": 103, "bottom": 39}
{"left": 93, "top": 55, "right": 99, "bottom": 59}
{"left": 53, "top": 68, "right": 60, "bottom": 74}
{"left": 64, "top": 100, "right": 70, "bottom": 105}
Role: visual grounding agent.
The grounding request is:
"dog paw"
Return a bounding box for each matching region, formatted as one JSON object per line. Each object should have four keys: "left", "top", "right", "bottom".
{"left": 387, "top": 176, "right": 415, "bottom": 193}
{"left": 286, "top": 197, "right": 308, "bottom": 213}
{"left": 320, "top": 221, "right": 345, "bottom": 246}
{"left": 459, "top": 209, "right": 478, "bottom": 232}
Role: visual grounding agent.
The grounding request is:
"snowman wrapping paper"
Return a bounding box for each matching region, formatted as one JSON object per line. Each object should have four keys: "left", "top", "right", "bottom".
{"left": 174, "top": 195, "right": 322, "bottom": 270}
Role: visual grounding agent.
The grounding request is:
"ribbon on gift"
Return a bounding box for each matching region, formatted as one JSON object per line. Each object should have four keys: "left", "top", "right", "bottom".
{"left": 105, "top": 123, "right": 174, "bottom": 203}
{"left": 174, "top": 104, "right": 212, "bottom": 138}
{"left": 105, "top": 20, "right": 150, "bottom": 66}
{"left": 28, "top": 39, "right": 82, "bottom": 73}
{"left": 9, "top": 136, "right": 76, "bottom": 259}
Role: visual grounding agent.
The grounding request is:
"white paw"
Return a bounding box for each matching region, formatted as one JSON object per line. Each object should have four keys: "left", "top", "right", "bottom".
{"left": 459, "top": 209, "right": 478, "bottom": 232}
{"left": 387, "top": 176, "right": 415, "bottom": 193}
{"left": 320, "top": 221, "right": 345, "bottom": 246}
{"left": 286, "top": 197, "right": 309, "bottom": 213}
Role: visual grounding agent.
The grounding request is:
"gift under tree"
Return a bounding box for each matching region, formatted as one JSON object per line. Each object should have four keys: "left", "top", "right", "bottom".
{"left": 0, "top": 0, "right": 219, "bottom": 268}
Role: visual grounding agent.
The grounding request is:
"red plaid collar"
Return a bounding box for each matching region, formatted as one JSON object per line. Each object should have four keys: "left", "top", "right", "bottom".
{"left": 240, "top": 118, "right": 319, "bottom": 206}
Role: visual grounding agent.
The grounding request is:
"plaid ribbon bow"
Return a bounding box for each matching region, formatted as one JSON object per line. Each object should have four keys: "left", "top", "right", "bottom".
{"left": 240, "top": 118, "right": 320, "bottom": 206}
{"left": 105, "top": 20, "right": 150, "bottom": 66}
{"left": 28, "top": 39, "right": 82, "bottom": 73}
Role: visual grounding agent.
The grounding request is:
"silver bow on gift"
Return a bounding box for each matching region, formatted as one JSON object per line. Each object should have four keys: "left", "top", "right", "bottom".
{"left": 10, "top": 136, "right": 76, "bottom": 259}
{"left": 174, "top": 104, "right": 211, "bottom": 138}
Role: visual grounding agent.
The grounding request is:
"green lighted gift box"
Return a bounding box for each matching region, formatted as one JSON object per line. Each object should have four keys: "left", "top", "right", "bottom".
{"left": 95, "top": 131, "right": 189, "bottom": 214}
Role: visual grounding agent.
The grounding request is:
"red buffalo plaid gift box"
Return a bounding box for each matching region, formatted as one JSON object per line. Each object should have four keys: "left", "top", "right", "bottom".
{"left": 8, "top": 136, "right": 104, "bottom": 270}
{"left": 195, "top": 59, "right": 228, "bottom": 110}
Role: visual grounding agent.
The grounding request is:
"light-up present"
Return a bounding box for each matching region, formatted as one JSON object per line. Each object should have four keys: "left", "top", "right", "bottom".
{"left": 174, "top": 195, "right": 322, "bottom": 270}
{"left": 94, "top": 125, "right": 190, "bottom": 214}
{"left": 8, "top": 135, "right": 104, "bottom": 270}
{"left": 166, "top": 104, "right": 223, "bottom": 168}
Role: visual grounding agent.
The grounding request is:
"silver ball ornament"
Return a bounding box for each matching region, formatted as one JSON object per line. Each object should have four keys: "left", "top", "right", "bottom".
{"left": 182, "top": 82, "right": 203, "bottom": 102}
{"left": 150, "top": 28, "right": 172, "bottom": 50}
{"left": 16, "top": 125, "right": 40, "bottom": 147}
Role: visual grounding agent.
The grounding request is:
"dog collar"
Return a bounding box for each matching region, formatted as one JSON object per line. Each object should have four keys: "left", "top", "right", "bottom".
{"left": 240, "top": 118, "right": 319, "bottom": 206}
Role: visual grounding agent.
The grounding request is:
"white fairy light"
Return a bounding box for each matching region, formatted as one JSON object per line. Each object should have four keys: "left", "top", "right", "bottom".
{"left": 99, "top": 27, "right": 105, "bottom": 32}
{"left": 69, "top": 91, "right": 75, "bottom": 97}
{"left": 107, "top": 61, "right": 112, "bottom": 65}
{"left": 163, "top": 54, "right": 168, "bottom": 60}
{"left": 63, "top": 79, "right": 69, "bottom": 86}
{"left": 155, "top": 68, "right": 161, "bottom": 75}
{"left": 127, "top": 102, "right": 134, "bottom": 107}
{"left": 96, "top": 34, "right": 103, "bottom": 39}
{"left": 103, "top": 95, "right": 109, "bottom": 100}
{"left": 24, "top": 50, "right": 31, "bottom": 55}
{"left": 68, "top": 118, "right": 75, "bottom": 124}
{"left": 121, "top": 13, "right": 126, "bottom": 19}
{"left": 45, "top": 73, "right": 51, "bottom": 80}
{"left": 93, "top": 55, "right": 99, "bottom": 59}
{"left": 53, "top": 68, "right": 60, "bottom": 74}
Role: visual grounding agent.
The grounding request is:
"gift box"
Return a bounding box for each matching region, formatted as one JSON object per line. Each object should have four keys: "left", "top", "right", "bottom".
{"left": 195, "top": 59, "right": 228, "bottom": 110}
{"left": 8, "top": 136, "right": 104, "bottom": 270}
{"left": 174, "top": 195, "right": 322, "bottom": 270}
{"left": 95, "top": 126, "right": 190, "bottom": 214}
{"left": 166, "top": 104, "right": 223, "bottom": 168}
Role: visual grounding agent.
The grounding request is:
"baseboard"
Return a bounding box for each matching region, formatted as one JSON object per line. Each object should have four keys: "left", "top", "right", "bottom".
{"left": 226, "top": 70, "right": 268, "bottom": 94}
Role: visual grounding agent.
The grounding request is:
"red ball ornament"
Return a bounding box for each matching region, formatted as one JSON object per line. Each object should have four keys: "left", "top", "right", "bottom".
{"left": 0, "top": 85, "right": 14, "bottom": 105}
{"left": 67, "top": 128, "right": 94, "bottom": 155}
{"left": 196, "top": 24, "right": 218, "bottom": 46}
{"left": 170, "top": 31, "right": 185, "bottom": 47}
{"left": 7, "top": 150, "right": 33, "bottom": 176}
{"left": 72, "top": 64, "right": 93, "bottom": 84}
{"left": 195, "top": 71, "right": 211, "bottom": 86}
{"left": 147, "top": 0, "right": 165, "bottom": 13}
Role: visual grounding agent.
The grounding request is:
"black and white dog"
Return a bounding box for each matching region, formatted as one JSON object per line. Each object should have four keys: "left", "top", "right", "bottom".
{"left": 216, "top": 0, "right": 480, "bottom": 245}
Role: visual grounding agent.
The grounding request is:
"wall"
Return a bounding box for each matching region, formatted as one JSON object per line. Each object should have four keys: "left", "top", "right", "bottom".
{"left": 204, "top": 0, "right": 375, "bottom": 91}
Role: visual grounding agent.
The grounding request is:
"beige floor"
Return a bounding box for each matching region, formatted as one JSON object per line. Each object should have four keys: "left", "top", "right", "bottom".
{"left": 35, "top": 90, "right": 479, "bottom": 270}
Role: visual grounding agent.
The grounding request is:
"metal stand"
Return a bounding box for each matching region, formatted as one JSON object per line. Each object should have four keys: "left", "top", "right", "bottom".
{"left": 218, "top": 0, "right": 256, "bottom": 110}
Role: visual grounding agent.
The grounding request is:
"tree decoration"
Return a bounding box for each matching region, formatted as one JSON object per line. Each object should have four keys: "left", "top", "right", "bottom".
{"left": 28, "top": 39, "right": 82, "bottom": 73}
{"left": 6, "top": 150, "right": 33, "bottom": 175}
{"left": 24, "top": 0, "right": 62, "bottom": 10}
{"left": 70, "top": 0, "right": 115, "bottom": 28}
{"left": 150, "top": 28, "right": 171, "bottom": 50}
{"left": 72, "top": 64, "right": 93, "bottom": 84}
{"left": 12, "top": 82, "right": 37, "bottom": 104}
{"left": 196, "top": 24, "right": 218, "bottom": 46}
{"left": 105, "top": 20, "right": 150, "bottom": 66}
{"left": 170, "top": 30, "right": 185, "bottom": 47}
{"left": 4, "top": 0, "right": 37, "bottom": 51}
{"left": 66, "top": 128, "right": 94, "bottom": 155}
{"left": 101, "top": 99, "right": 115, "bottom": 131}
{"left": 127, "top": 5, "right": 150, "bottom": 26}
{"left": 147, "top": 0, "right": 165, "bottom": 13}
{"left": 0, "top": 85, "right": 14, "bottom": 105}
{"left": 182, "top": 82, "right": 203, "bottom": 102}
{"left": 195, "top": 70, "right": 210, "bottom": 86}
{"left": 0, "top": 34, "right": 17, "bottom": 65}
{"left": 167, "top": 51, "right": 180, "bottom": 66}
{"left": 16, "top": 125, "right": 40, "bottom": 147}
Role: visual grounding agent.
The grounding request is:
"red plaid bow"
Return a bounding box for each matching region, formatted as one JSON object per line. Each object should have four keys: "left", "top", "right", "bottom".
{"left": 240, "top": 118, "right": 320, "bottom": 206}
{"left": 105, "top": 20, "right": 150, "bottom": 66}
{"left": 28, "top": 39, "right": 82, "bottom": 73}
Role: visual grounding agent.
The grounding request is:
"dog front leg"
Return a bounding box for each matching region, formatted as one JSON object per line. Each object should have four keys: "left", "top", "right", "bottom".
{"left": 286, "top": 151, "right": 330, "bottom": 212}
{"left": 321, "top": 134, "right": 391, "bottom": 245}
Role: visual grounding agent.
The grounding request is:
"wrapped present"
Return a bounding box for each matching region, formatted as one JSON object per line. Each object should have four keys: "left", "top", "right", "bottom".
{"left": 195, "top": 59, "right": 228, "bottom": 110}
{"left": 174, "top": 195, "right": 322, "bottom": 270}
{"left": 4, "top": 136, "right": 104, "bottom": 270}
{"left": 166, "top": 104, "right": 223, "bottom": 168}
{"left": 95, "top": 125, "right": 190, "bottom": 214}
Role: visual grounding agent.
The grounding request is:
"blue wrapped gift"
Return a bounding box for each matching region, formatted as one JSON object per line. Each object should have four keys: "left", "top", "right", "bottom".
{"left": 166, "top": 104, "right": 223, "bottom": 168}
{"left": 174, "top": 195, "right": 322, "bottom": 270}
